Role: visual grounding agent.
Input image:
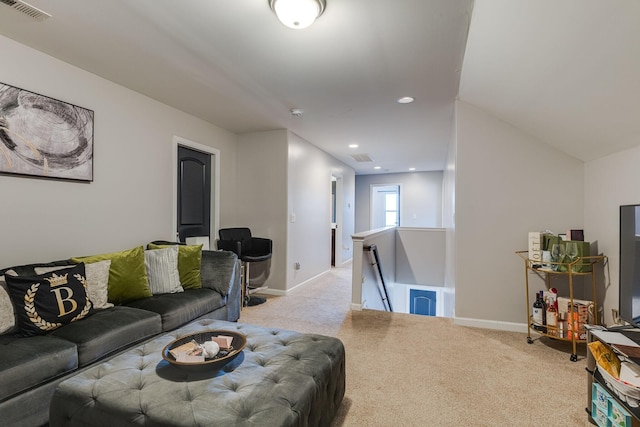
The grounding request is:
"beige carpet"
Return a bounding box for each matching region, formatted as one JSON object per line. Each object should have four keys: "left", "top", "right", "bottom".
{"left": 239, "top": 265, "right": 593, "bottom": 426}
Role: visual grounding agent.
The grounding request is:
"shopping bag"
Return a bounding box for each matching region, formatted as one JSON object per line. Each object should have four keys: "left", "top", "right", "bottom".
{"left": 558, "top": 240, "right": 591, "bottom": 272}
{"left": 543, "top": 236, "right": 591, "bottom": 272}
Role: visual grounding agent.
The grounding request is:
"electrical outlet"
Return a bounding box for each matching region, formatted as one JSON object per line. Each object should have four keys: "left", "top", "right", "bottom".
{"left": 294, "top": 262, "right": 301, "bottom": 270}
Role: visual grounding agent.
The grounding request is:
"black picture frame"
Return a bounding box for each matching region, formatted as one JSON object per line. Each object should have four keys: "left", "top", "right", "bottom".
{"left": 0, "top": 82, "right": 94, "bottom": 182}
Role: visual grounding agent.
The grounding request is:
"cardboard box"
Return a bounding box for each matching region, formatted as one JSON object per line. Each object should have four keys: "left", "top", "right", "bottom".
{"left": 557, "top": 297, "right": 593, "bottom": 316}
{"left": 528, "top": 232, "right": 542, "bottom": 263}
{"left": 567, "top": 303, "right": 590, "bottom": 340}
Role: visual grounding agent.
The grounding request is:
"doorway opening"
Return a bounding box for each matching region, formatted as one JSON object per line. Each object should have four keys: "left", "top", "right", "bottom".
{"left": 172, "top": 136, "right": 220, "bottom": 248}
{"left": 177, "top": 145, "right": 210, "bottom": 243}
{"left": 331, "top": 174, "right": 343, "bottom": 267}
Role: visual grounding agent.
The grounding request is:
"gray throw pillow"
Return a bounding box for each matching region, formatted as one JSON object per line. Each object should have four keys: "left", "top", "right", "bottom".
{"left": 145, "top": 246, "right": 183, "bottom": 295}
{"left": 35, "top": 260, "right": 114, "bottom": 310}
{"left": 0, "top": 270, "right": 18, "bottom": 335}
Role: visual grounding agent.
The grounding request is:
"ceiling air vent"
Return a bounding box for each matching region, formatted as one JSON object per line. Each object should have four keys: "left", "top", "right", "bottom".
{"left": 351, "top": 153, "right": 374, "bottom": 162}
{"left": 0, "top": 0, "right": 51, "bottom": 21}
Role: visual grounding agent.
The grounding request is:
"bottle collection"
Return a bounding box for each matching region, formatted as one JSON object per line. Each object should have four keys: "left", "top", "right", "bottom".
{"left": 531, "top": 289, "right": 567, "bottom": 338}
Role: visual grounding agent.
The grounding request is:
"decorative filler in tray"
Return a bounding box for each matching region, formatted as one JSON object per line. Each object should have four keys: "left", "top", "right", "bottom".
{"left": 161, "top": 330, "right": 246, "bottom": 369}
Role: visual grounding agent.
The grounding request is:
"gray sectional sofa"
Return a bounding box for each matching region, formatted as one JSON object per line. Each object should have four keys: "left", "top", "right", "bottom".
{"left": 0, "top": 247, "right": 241, "bottom": 427}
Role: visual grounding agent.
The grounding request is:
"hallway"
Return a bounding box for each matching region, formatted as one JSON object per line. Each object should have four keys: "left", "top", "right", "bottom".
{"left": 238, "top": 265, "right": 352, "bottom": 336}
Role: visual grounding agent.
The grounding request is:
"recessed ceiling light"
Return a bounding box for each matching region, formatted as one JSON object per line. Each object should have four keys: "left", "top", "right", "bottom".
{"left": 397, "top": 96, "right": 415, "bottom": 104}
{"left": 349, "top": 144, "right": 359, "bottom": 148}
{"left": 374, "top": 166, "right": 382, "bottom": 170}
{"left": 409, "top": 167, "right": 416, "bottom": 171}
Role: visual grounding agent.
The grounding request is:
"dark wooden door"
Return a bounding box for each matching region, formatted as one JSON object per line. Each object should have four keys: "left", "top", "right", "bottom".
{"left": 177, "top": 146, "right": 211, "bottom": 243}
{"left": 331, "top": 228, "right": 336, "bottom": 267}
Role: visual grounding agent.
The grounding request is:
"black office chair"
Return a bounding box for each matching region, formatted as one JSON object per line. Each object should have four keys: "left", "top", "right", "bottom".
{"left": 217, "top": 227, "right": 272, "bottom": 306}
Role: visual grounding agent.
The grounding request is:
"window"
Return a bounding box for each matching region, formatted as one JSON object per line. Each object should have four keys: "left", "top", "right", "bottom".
{"left": 371, "top": 184, "right": 400, "bottom": 228}
{"left": 385, "top": 193, "right": 398, "bottom": 226}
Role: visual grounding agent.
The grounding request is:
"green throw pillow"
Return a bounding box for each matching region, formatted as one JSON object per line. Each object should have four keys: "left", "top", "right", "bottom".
{"left": 147, "top": 243, "right": 202, "bottom": 289}
{"left": 71, "top": 246, "right": 151, "bottom": 304}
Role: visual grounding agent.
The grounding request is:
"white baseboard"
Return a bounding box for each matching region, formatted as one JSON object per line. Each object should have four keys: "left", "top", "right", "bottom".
{"left": 351, "top": 303, "right": 363, "bottom": 311}
{"left": 257, "top": 289, "right": 286, "bottom": 297}
{"left": 453, "top": 317, "right": 528, "bottom": 333}
{"left": 288, "top": 269, "right": 331, "bottom": 293}
{"left": 256, "top": 270, "right": 332, "bottom": 297}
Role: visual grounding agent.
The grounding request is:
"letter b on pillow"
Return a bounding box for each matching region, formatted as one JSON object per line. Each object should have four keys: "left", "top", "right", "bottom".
{"left": 4, "top": 263, "right": 92, "bottom": 336}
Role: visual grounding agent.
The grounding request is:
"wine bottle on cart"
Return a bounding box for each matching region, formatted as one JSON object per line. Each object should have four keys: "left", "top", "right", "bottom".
{"left": 541, "top": 291, "right": 547, "bottom": 333}
{"left": 532, "top": 291, "right": 544, "bottom": 332}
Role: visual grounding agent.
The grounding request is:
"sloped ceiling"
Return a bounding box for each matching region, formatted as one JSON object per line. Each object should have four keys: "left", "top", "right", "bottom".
{"left": 1, "top": 0, "right": 638, "bottom": 174}
{"left": 459, "top": 0, "right": 640, "bottom": 162}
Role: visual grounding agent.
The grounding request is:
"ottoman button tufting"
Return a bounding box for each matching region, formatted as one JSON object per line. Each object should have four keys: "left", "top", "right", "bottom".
{"left": 49, "top": 322, "right": 346, "bottom": 426}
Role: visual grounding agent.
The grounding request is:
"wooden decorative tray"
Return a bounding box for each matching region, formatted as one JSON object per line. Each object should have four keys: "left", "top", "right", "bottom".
{"left": 161, "top": 330, "right": 246, "bottom": 370}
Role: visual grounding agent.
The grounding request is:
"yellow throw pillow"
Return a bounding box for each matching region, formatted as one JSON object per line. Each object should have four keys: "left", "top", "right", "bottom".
{"left": 71, "top": 246, "right": 151, "bottom": 304}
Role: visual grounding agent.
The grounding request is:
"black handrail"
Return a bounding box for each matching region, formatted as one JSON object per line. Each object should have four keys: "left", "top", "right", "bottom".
{"left": 364, "top": 244, "right": 393, "bottom": 312}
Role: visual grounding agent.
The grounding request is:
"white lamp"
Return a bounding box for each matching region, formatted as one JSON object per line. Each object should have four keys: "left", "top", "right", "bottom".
{"left": 269, "top": 0, "right": 326, "bottom": 30}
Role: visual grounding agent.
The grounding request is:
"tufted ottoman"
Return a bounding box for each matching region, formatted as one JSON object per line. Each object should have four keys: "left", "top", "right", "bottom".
{"left": 49, "top": 319, "right": 345, "bottom": 427}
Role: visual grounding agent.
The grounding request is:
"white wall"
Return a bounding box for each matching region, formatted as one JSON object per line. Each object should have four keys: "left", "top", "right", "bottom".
{"left": 360, "top": 230, "right": 396, "bottom": 311}
{"left": 443, "top": 120, "right": 457, "bottom": 318}
{"left": 336, "top": 173, "right": 356, "bottom": 265}
{"left": 354, "top": 172, "right": 443, "bottom": 232}
{"left": 350, "top": 227, "right": 396, "bottom": 310}
{"left": 234, "top": 130, "right": 289, "bottom": 292}
{"left": 0, "top": 35, "right": 238, "bottom": 267}
{"left": 584, "top": 144, "right": 640, "bottom": 325}
{"left": 234, "top": 129, "right": 354, "bottom": 293}
{"left": 287, "top": 132, "right": 355, "bottom": 290}
{"left": 455, "top": 101, "right": 584, "bottom": 329}
{"left": 395, "top": 228, "right": 445, "bottom": 286}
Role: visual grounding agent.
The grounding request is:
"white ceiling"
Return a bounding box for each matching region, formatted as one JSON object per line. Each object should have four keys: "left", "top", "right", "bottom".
{"left": 461, "top": 0, "right": 640, "bottom": 162}
{"left": 0, "top": 0, "right": 638, "bottom": 174}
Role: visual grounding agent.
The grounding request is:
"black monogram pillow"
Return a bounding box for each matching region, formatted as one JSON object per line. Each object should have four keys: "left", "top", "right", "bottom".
{"left": 5, "top": 263, "right": 92, "bottom": 336}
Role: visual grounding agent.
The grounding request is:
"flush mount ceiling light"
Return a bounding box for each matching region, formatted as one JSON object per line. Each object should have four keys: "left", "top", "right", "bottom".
{"left": 269, "top": 0, "right": 326, "bottom": 30}
{"left": 397, "top": 96, "right": 415, "bottom": 104}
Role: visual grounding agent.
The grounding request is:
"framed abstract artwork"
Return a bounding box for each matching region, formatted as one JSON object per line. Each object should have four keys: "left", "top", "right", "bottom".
{"left": 0, "top": 82, "right": 94, "bottom": 182}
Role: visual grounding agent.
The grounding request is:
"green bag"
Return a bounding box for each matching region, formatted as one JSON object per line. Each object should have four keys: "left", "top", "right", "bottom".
{"left": 543, "top": 234, "right": 561, "bottom": 252}
{"left": 544, "top": 237, "right": 591, "bottom": 273}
